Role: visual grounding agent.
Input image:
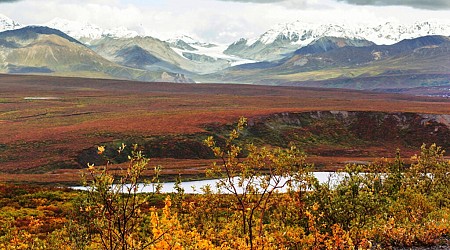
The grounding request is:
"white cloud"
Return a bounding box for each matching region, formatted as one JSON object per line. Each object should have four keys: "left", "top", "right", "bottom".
{"left": 1, "top": 0, "right": 450, "bottom": 44}
{"left": 337, "top": 0, "right": 450, "bottom": 10}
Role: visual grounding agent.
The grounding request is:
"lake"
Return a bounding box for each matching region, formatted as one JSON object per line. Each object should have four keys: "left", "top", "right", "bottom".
{"left": 72, "top": 172, "right": 345, "bottom": 194}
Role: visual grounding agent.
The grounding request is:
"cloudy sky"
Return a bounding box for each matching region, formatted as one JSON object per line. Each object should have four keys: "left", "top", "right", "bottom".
{"left": 1, "top": 0, "right": 450, "bottom": 43}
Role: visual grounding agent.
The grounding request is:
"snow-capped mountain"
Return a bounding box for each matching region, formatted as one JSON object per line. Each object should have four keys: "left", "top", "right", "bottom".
{"left": 167, "top": 35, "right": 216, "bottom": 48}
{"left": 252, "top": 20, "right": 450, "bottom": 46}
{"left": 43, "top": 18, "right": 139, "bottom": 42}
{"left": 226, "top": 20, "right": 450, "bottom": 61}
{"left": 167, "top": 35, "right": 255, "bottom": 67}
{"left": 0, "top": 14, "right": 22, "bottom": 32}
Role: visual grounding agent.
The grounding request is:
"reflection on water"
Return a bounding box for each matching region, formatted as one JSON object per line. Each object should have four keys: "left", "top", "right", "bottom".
{"left": 72, "top": 172, "right": 346, "bottom": 194}
{"left": 24, "top": 97, "right": 61, "bottom": 100}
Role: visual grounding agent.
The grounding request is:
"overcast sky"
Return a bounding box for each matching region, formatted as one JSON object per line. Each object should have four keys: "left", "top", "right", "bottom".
{"left": 1, "top": 0, "right": 450, "bottom": 43}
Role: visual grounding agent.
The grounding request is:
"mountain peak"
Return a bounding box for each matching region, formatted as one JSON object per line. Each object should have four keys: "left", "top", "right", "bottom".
{"left": 166, "top": 34, "right": 216, "bottom": 48}
{"left": 0, "top": 25, "right": 83, "bottom": 45}
{"left": 226, "top": 19, "right": 450, "bottom": 61}
{"left": 246, "top": 19, "right": 450, "bottom": 47}
{"left": 0, "top": 14, "right": 22, "bottom": 32}
{"left": 167, "top": 34, "right": 198, "bottom": 44}
{"left": 43, "top": 18, "right": 139, "bottom": 41}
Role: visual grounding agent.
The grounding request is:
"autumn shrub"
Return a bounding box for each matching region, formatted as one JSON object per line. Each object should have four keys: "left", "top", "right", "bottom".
{"left": 0, "top": 119, "right": 449, "bottom": 249}
{"left": 303, "top": 144, "right": 450, "bottom": 248}
{"left": 68, "top": 144, "right": 165, "bottom": 249}
{"left": 204, "top": 117, "right": 313, "bottom": 249}
{"left": 198, "top": 119, "right": 450, "bottom": 249}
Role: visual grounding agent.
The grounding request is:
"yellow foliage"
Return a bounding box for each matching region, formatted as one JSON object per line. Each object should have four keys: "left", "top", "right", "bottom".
{"left": 148, "top": 196, "right": 220, "bottom": 249}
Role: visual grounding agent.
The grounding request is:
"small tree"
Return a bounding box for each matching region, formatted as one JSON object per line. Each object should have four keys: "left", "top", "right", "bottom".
{"left": 76, "top": 144, "right": 162, "bottom": 250}
{"left": 204, "top": 117, "right": 310, "bottom": 249}
{"left": 405, "top": 143, "right": 450, "bottom": 207}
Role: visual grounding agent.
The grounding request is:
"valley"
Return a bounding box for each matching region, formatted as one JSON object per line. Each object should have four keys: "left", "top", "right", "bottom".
{"left": 1, "top": 74, "right": 450, "bottom": 184}
{"left": 0, "top": 14, "right": 449, "bottom": 92}
{"left": 0, "top": 18, "right": 449, "bottom": 183}
{"left": 1, "top": 2, "right": 450, "bottom": 248}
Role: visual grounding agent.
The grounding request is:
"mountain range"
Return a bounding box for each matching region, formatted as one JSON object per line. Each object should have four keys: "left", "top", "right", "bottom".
{"left": 44, "top": 18, "right": 139, "bottom": 43}
{"left": 224, "top": 20, "right": 450, "bottom": 61}
{"left": 0, "top": 26, "right": 189, "bottom": 82}
{"left": 216, "top": 35, "right": 450, "bottom": 90}
{"left": 0, "top": 14, "right": 449, "bottom": 91}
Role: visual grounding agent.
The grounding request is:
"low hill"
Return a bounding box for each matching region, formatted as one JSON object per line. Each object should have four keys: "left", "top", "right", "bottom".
{"left": 294, "top": 36, "right": 375, "bottom": 55}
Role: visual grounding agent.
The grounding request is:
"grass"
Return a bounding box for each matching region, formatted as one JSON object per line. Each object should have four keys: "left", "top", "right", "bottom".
{"left": 1, "top": 74, "right": 450, "bottom": 183}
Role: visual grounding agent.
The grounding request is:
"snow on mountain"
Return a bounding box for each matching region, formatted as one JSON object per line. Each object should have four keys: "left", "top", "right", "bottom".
{"left": 167, "top": 35, "right": 255, "bottom": 66}
{"left": 248, "top": 20, "right": 450, "bottom": 46}
{"left": 226, "top": 20, "right": 450, "bottom": 61}
{"left": 175, "top": 43, "right": 256, "bottom": 66}
{"left": 167, "top": 35, "right": 199, "bottom": 45}
{"left": 167, "top": 35, "right": 217, "bottom": 48}
{"left": 44, "top": 18, "right": 139, "bottom": 41}
{"left": 357, "top": 21, "right": 450, "bottom": 45}
{"left": 0, "top": 14, "right": 22, "bottom": 32}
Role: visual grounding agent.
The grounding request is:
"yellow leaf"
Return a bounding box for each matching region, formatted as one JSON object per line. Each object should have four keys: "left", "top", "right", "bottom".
{"left": 97, "top": 146, "right": 105, "bottom": 154}
{"left": 87, "top": 163, "right": 95, "bottom": 170}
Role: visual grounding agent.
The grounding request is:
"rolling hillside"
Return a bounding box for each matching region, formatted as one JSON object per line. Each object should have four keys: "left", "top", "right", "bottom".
{"left": 1, "top": 74, "right": 450, "bottom": 183}
{"left": 0, "top": 26, "right": 192, "bottom": 82}
{"left": 215, "top": 36, "right": 450, "bottom": 89}
{"left": 89, "top": 36, "right": 233, "bottom": 75}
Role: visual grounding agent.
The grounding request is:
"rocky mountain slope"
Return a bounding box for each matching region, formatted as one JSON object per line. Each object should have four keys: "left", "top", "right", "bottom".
{"left": 88, "top": 36, "right": 231, "bottom": 75}
{"left": 0, "top": 26, "right": 190, "bottom": 82}
{"left": 165, "top": 35, "right": 255, "bottom": 71}
{"left": 215, "top": 35, "right": 450, "bottom": 89}
{"left": 43, "top": 19, "right": 246, "bottom": 74}
{"left": 294, "top": 37, "right": 375, "bottom": 55}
